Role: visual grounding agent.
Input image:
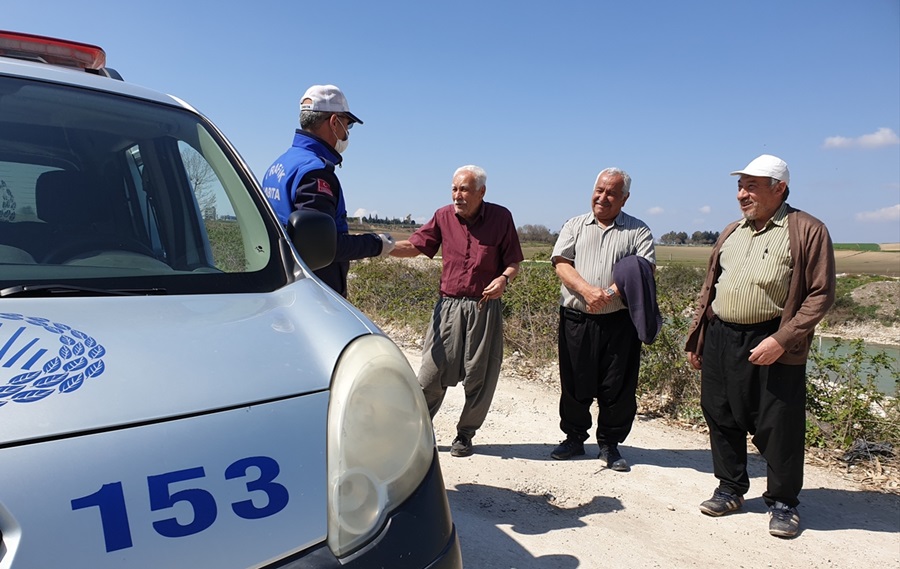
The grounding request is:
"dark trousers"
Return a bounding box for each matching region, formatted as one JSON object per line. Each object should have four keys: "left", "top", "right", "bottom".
{"left": 557, "top": 307, "right": 641, "bottom": 445}
{"left": 700, "top": 317, "right": 807, "bottom": 507}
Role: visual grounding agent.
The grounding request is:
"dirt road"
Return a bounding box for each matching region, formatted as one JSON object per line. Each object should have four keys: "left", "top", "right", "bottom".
{"left": 399, "top": 348, "right": 900, "bottom": 569}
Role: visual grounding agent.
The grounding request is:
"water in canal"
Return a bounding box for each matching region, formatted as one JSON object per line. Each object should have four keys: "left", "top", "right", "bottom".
{"left": 813, "top": 336, "right": 899, "bottom": 395}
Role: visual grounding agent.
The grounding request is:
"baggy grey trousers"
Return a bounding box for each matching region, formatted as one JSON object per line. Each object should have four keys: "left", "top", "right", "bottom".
{"left": 418, "top": 296, "right": 504, "bottom": 440}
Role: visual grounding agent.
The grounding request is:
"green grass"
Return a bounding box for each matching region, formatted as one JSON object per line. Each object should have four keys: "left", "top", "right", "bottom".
{"left": 205, "top": 219, "right": 246, "bottom": 272}
{"left": 834, "top": 243, "right": 881, "bottom": 251}
{"left": 512, "top": 244, "right": 713, "bottom": 268}
{"left": 834, "top": 274, "right": 892, "bottom": 298}
{"left": 348, "top": 259, "right": 900, "bottom": 458}
{"left": 828, "top": 274, "right": 899, "bottom": 326}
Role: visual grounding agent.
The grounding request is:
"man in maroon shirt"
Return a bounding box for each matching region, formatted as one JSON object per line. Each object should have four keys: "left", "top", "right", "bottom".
{"left": 392, "top": 165, "right": 524, "bottom": 457}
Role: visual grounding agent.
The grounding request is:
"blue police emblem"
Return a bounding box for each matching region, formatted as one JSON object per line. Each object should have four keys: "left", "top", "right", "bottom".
{"left": 0, "top": 313, "right": 106, "bottom": 408}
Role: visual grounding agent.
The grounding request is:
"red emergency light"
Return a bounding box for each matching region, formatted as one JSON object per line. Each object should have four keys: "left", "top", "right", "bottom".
{"left": 0, "top": 30, "right": 106, "bottom": 70}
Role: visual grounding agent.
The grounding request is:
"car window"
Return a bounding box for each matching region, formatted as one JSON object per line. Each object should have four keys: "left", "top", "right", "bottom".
{"left": 0, "top": 75, "right": 286, "bottom": 294}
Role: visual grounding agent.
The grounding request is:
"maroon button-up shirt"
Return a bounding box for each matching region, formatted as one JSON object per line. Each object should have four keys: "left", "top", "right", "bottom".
{"left": 409, "top": 202, "right": 524, "bottom": 298}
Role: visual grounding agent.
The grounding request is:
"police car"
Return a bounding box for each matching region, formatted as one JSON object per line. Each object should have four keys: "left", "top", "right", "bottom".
{"left": 0, "top": 31, "right": 461, "bottom": 568}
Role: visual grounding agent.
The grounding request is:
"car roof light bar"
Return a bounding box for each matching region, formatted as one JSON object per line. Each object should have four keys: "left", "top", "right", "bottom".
{"left": 0, "top": 30, "right": 106, "bottom": 70}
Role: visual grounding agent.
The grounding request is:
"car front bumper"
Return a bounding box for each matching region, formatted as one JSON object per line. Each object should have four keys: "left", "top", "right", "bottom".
{"left": 270, "top": 449, "right": 462, "bottom": 569}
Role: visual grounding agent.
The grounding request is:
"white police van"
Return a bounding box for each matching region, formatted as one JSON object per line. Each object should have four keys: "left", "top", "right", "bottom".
{"left": 0, "top": 31, "right": 461, "bottom": 568}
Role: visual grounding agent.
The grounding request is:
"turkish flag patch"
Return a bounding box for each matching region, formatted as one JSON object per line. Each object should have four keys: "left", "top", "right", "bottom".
{"left": 316, "top": 178, "right": 333, "bottom": 197}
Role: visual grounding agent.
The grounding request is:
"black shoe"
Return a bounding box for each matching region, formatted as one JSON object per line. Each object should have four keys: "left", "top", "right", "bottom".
{"left": 551, "top": 439, "right": 585, "bottom": 460}
{"left": 450, "top": 435, "right": 473, "bottom": 457}
{"left": 598, "top": 443, "right": 629, "bottom": 471}
{"left": 768, "top": 502, "right": 800, "bottom": 538}
{"left": 699, "top": 489, "right": 745, "bottom": 517}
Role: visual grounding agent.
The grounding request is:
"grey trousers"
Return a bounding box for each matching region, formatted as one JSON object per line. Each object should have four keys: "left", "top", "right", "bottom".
{"left": 418, "top": 296, "right": 504, "bottom": 440}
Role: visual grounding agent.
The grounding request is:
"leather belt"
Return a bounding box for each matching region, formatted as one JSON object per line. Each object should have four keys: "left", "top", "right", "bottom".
{"left": 714, "top": 316, "right": 780, "bottom": 331}
{"left": 561, "top": 306, "right": 620, "bottom": 322}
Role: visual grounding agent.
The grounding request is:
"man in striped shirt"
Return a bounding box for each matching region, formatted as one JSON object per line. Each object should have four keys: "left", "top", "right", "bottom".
{"left": 685, "top": 154, "right": 835, "bottom": 539}
{"left": 549, "top": 168, "right": 656, "bottom": 472}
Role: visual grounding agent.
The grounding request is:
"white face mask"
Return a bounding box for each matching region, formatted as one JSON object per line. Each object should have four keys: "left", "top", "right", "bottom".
{"left": 332, "top": 118, "right": 350, "bottom": 154}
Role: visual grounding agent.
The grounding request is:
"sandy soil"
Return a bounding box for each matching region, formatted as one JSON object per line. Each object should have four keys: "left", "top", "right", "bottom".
{"left": 398, "top": 347, "right": 900, "bottom": 569}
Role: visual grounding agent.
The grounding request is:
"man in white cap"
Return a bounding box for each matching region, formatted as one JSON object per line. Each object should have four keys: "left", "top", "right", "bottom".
{"left": 262, "top": 84, "right": 394, "bottom": 297}
{"left": 685, "top": 154, "right": 835, "bottom": 538}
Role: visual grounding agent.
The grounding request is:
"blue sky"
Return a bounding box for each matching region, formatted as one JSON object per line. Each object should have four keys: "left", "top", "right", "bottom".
{"left": 7, "top": 0, "right": 900, "bottom": 244}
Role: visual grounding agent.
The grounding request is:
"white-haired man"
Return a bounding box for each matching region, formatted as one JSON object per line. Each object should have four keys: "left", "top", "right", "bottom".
{"left": 392, "top": 165, "right": 523, "bottom": 457}
{"left": 549, "top": 168, "right": 656, "bottom": 472}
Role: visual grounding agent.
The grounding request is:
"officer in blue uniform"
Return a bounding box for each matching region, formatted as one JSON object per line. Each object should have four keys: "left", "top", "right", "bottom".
{"left": 262, "top": 84, "right": 394, "bottom": 297}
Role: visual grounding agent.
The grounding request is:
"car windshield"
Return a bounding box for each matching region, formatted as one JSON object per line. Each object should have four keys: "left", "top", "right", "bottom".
{"left": 0, "top": 74, "right": 287, "bottom": 295}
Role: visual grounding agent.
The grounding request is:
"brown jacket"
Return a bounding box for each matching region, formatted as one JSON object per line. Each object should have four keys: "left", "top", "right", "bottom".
{"left": 684, "top": 205, "right": 836, "bottom": 365}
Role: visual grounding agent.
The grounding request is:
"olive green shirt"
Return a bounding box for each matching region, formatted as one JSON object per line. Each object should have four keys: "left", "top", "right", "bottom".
{"left": 686, "top": 204, "right": 836, "bottom": 365}
{"left": 712, "top": 203, "right": 792, "bottom": 324}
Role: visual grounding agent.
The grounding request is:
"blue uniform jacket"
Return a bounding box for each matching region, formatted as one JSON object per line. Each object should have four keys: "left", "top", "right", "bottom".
{"left": 262, "top": 130, "right": 381, "bottom": 296}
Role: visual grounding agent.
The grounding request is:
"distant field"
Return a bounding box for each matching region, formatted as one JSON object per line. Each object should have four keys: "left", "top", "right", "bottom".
{"left": 655, "top": 246, "right": 713, "bottom": 268}
{"left": 657, "top": 245, "right": 900, "bottom": 276}
{"left": 354, "top": 224, "right": 900, "bottom": 276}
{"left": 492, "top": 245, "right": 899, "bottom": 276}
{"left": 832, "top": 249, "right": 900, "bottom": 276}
{"left": 833, "top": 243, "right": 881, "bottom": 252}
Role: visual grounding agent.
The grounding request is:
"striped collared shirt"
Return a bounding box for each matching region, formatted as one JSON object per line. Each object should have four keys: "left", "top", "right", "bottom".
{"left": 551, "top": 211, "right": 655, "bottom": 314}
{"left": 712, "top": 202, "right": 792, "bottom": 324}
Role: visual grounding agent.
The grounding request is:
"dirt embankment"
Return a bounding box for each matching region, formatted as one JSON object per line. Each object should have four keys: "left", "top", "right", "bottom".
{"left": 821, "top": 280, "right": 900, "bottom": 346}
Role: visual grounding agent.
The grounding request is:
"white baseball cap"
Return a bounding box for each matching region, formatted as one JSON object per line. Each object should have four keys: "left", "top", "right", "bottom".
{"left": 730, "top": 154, "right": 789, "bottom": 186}
{"left": 299, "top": 84, "right": 363, "bottom": 124}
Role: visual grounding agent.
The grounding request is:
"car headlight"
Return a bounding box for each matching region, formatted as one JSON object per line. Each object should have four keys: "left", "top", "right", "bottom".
{"left": 326, "top": 334, "right": 434, "bottom": 557}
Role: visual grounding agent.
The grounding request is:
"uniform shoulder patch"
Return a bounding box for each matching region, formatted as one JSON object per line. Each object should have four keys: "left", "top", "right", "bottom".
{"left": 316, "top": 178, "right": 333, "bottom": 197}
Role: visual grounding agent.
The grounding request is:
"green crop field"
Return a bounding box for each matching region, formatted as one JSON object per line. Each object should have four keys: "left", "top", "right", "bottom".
{"left": 833, "top": 243, "right": 881, "bottom": 252}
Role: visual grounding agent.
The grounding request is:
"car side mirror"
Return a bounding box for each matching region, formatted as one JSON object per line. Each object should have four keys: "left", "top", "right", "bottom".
{"left": 287, "top": 210, "right": 336, "bottom": 271}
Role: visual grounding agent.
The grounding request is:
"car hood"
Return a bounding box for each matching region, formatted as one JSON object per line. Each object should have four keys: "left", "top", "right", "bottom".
{"left": 0, "top": 279, "right": 376, "bottom": 445}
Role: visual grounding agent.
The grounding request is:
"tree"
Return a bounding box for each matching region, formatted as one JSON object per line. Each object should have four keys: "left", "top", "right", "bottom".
{"left": 659, "top": 231, "right": 680, "bottom": 245}
{"left": 689, "top": 231, "right": 720, "bottom": 245}
{"left": 659, "top": 231, "right": 689, "bottom": 245}
{"left": 517, "top": 224, "right": 557, "bottom": 243}
{"left": 182, "top": 148, "right": 217, "bottom": 219}
{"left": 661, "top": 231, "right": 720, "bottom": 245}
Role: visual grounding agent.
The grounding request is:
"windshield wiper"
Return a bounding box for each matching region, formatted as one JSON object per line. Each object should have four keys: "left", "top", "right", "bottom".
{"left": 0, "top": 284, "right": 167, "bottom": 297}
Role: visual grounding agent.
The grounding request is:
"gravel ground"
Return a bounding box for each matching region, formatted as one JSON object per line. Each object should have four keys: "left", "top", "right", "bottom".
{"left": 395, "top": 346, "right": 900, "bottom": 569}
{"left": 378, "top": 274, "right": 900, "bottom": 568}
